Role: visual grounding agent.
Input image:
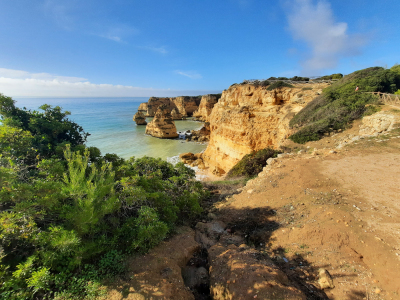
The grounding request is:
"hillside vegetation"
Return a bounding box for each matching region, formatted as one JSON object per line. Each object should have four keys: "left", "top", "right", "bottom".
{"left": 226, "top": 148, "right": 281, "bottom": 178}
{"left": 289, "top": 66, "right": 400, "bottom": 143}
{"left": 0, "top": 94, "right": 208, "bottom": 299}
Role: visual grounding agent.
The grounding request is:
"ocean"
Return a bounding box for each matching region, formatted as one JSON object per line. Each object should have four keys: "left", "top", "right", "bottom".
{"left": 13, "top": 97, "right": 208, "bottom": 161}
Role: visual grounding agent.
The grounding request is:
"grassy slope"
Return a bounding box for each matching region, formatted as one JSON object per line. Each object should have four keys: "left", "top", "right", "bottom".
{"left": 289, "top": 66, "right": 400, "bottom": 144}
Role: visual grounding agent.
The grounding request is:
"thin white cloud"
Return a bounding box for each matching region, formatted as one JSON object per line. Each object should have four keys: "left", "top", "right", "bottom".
{"left": 0, "top": 68, "right": 86, "bottom": 82}
{"left": 138, "top": 46, "right": 168, "bottom": 55}
{"left": 175, "top": 70, "right": 202, "bottom": 79}
{"left": 96, "top": 24, "right": 140, "bottom": 43}
{"left": 284, "top": 0, "right": 367, "bottom": 74}
{"left": 0, "top": 68, "right": 213, "bottom": 97}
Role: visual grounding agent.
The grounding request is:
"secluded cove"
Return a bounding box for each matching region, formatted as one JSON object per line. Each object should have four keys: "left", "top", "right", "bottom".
{"left": 14, "top": 97, "right": 208, "bottom": 160}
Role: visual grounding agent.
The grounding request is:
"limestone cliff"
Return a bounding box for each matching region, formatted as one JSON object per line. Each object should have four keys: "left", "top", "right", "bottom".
{"left": 200, "top": 83, "right": 329, "bottom": 175}
{"left": 145, "top": 105, "right": 178, "bottom": 139}
{"left": 137, "top": 96, "right": 201, "bottom": 117}
{"left": 133, "top": 111, "right": 147, "bottom": 125}
{"left": 171, "top": 108, "right": 185, "bottom": 120}
{"left": 146, "top": 97, "right": 172, "bottom": 117}
{"left": 138, "top": 102, "right": 148, "bottom": 113}
{"left": 193, "top": 94, "right": 221, "bottom": 122}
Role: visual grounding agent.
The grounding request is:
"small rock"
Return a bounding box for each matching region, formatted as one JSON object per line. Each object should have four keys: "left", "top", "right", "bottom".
{"left": 318, "top": 268, "right": 335, "bottom": 289}
{"left": 207, "top": 213, "right": 217, "bottom": 220}
{"left": 247, "top": 189, "right": 254, "bottom": 194}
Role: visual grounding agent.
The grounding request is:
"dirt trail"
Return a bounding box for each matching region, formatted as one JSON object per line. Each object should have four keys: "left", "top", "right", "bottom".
{"left": 107, "top": 108, "right": 400, "bottom": 300}
{"left": 211, "top": 125, "right": 400, "bottom": 299}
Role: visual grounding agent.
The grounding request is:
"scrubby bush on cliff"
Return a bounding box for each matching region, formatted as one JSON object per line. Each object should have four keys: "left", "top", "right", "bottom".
{"left": 289, "top": 67, "right": 400, "bottom": 144}
{"left": 315, "top": 73, "right": 343, "bottom": 80}
{"left": 266, "top": 81, "right": 294, "bottom": 91}
{"left": 0, "top": 95, "right": 207, "bottom": 299}
{"left": 226, "top": 148, "right": 281, "bottom": 178}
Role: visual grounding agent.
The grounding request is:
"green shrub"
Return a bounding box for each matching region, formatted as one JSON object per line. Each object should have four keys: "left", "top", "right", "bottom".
{"left": 0, "top": 95, "right": 209, "bottom": 299}
{"left": 227, "top": 148, "right": 281, "bottom": 178}
{"left": 266, "top": 81, "right": 294, "bottom": 91}
{"left": 315, "top": 73, "right": 344, "bottom": 80}
{"left": 289, "top": 67, "right": 400, "bottom": 143}
{"left": 302, "top": 87, "right": 313, "bottom": 91}
{"left": 290, "top": 76, "right": 310, "bottom": 81}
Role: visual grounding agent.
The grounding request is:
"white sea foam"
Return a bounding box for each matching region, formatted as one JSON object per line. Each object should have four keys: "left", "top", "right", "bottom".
{"left": 166, "top": 155, "right": 180, "bottom": 165}
{"left": 167, "top": 153, "right": 207, "bottom": 181}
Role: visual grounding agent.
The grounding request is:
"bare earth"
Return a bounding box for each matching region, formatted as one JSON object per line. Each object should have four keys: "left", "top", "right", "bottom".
{"left": 107, "top": 109, "right": 400, "bottom": 300}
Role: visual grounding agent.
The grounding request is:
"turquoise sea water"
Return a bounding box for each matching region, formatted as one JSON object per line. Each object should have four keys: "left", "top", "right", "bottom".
{"left": 13, "top": 97, "right": 207, "bottom": 160}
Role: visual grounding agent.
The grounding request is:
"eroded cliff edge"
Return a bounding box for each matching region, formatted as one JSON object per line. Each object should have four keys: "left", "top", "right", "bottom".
{"left": 200, "top": 82, "right": 329, "bottom": 175}
{"left": 138, "top": 96, "right": 201, "bottom": 118}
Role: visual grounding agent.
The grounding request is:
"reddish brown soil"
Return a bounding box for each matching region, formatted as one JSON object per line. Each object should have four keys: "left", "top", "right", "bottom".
{"left": 213, "top": 126, "right": 400, "bottom": 300}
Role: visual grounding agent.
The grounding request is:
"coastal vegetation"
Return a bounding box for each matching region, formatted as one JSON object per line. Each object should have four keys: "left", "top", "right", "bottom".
{"left": 266, "top": 81, "right": 295, "bottom": 91}
{"left": 289, "top": 66, "right": 400, "bottom": 144}
{"left": 0, "top": 94, "right": 208, "bottom": 299}
{"left": 226, "top": 148, "right": 281, "bottom": 178}
{"left": 314, "top": 73, "right": 344, "bottom": 80}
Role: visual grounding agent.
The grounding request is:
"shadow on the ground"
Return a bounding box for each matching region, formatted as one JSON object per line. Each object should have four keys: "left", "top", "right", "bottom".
{"left": 213, "top": 205, "right": 331, "bottom": 300}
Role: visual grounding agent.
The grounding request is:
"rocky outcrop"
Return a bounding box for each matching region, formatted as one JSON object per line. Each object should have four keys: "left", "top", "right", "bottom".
{"left": 132, "top": 110, "right": 147, "bottom": 125}
{"left": 173, "top": 96, "right": 201, "bottom": 117}
{"left": 171, "top": 108, "right": 185, "bottom": 120}
{"left": 136, "top": 96, "right": 202, "bottom": 118}
{"left": 193, "top": 94, "right": 221, "bottom": 122}
{"left": 190, "top": 122, "right": 211, "bottom": 142}
{"left": 145, "top": 105, "right": 179, "bottom": 139}
{"left": 209, "top": 243, "right": 307, "bottom": 300}
{"left": 138, "top": 102, "right": 148, "bottom": 113}
{"left": 179, "top": 152, "right": 205, "bottom": 169}
{"left": 200, "top": 83, "right": 329, "bottom": 175}
{"left": 359, "top": 111, "right": 400, "bottom": 135}
{"left": 146, "top": 97, "right": 172, "bottom": 117}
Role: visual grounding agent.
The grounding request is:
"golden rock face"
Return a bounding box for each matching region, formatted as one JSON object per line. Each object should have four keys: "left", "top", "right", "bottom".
{"left": 145, "top": 105, "right": 179, "bottom": 139}
{"left": 201, "top": 83, "right": 329, "bottom": 174}
{"left": 193, "top": 94, "right": 220, "bottom": 122}
{"left": 133, "top": 110, "right": 147, "bottom": 125}
{"left": 138, "top": 96, "right": 200, "bottom": 117}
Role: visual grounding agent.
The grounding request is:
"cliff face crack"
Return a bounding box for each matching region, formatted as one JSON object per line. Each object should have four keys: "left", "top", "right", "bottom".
{"left": 181, "top": 248, "right": 211, "bottom": 300}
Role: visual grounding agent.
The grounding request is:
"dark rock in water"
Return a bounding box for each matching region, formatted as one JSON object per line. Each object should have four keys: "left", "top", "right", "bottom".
{"left": 133, "top": 111, "right": 147, "bottom": 125}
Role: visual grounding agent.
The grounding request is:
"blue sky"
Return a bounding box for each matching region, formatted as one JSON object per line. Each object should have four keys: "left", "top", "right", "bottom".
{"left": 0, "top": 0, "right": 399, "bottom": 97}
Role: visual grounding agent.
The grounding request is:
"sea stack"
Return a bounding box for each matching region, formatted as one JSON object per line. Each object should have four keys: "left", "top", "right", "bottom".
{"left": 145, "top": 105, "right": 179, "bottom": 138}
{"left": 133, "top": 111, "right": 147, "bottom": 125}
{"left": 171, "top": 108, "right": 185, "bottom": 120}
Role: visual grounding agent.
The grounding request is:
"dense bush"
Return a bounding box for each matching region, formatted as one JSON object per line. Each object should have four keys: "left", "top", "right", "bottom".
{"left": 289, "top": 67, "right": 400, "bottom": 143}
{"left": 267, "top": 76, "right": 309, "bottom": 81}
{"left": 226, "top": 148, "right": 281, "bottom": 178}
{"left": 266, "top": 81, "right": 294, "bottom": 91}
{"left": 315, "top": 73, "right": 343, "bottom": 80}
{"left": 0, "top": 94, "right": 208, "bottom": 299}
{"left": 290, "top": 76, "right": 310, "bottom": 81}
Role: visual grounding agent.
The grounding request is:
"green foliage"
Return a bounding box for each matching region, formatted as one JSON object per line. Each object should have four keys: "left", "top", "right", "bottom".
{"left": 0, "top": 94, "right": 208, "bottom": 299}
{"left": 132, "top": 207, "right": 169, "bottom": 253}
{"left": 227, "top": 148, "right": 281, "bottom": 178}
{"left": 390, "top": 64, "right": 400, "bottom": 76}
{"left": 98, "top": 250, "right": 125, "bottom": 278}
{"left": 62, "top": 146, "right": 118, "bottom": 236}
{"left": 266, "top": 81, "right": 294, "bottom": 91}
{"left": 290, "top": 76, "right": 310, "bottom": 81}
{"left": 395, "top": 89, "right": 400, "bottom": 95}
{"left": 302, "top": 87, "right": 313, "bottom": 91}
{"left": 289, "top": 67, "right": 400, "bottom": 143}
{"left": 315, "top": 73, "right": 344, "bottom": 80}
{"left": 0, "top": 94, "right": 89, "bottom": 159}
